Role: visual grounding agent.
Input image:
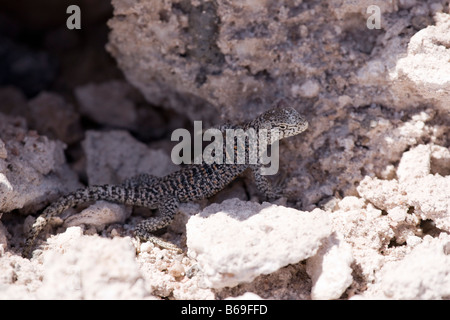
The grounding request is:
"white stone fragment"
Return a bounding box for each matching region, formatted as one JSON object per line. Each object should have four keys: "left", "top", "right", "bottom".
{"left": 381, "top": 234, "right": 450, "bottom": 299}
{"left": 225, "top": 292, "right": 264, "bottom": 300}
{"left": 186, "top": 199, "right": 332, "bottom": 289}
{"left": 390, "top": 13, "right": 450, "bottom": 110}
{"left": 37, "top": 227, "right": 146, "bottom": 299}
{"left": 402, "top": 174, "right": 450, "bottom": 232}
{"left": 396, "top": 144, "right": 431, "bottom": 182}
{"left": 358, "top": 144, "right": 450, "bottom": 232}
{"left": 64, "top": 201, "right": 131, "bottom": 230}
{"left": 306, "top": 233, "right": 354, "bottom": 300}
{"left": 0, "top": 113, "right": 81, "bottom": 214}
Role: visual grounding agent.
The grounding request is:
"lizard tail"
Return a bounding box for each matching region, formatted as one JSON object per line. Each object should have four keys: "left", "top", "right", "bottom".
{"left": 22, "top": 184, "right": 145, "bottom": 258}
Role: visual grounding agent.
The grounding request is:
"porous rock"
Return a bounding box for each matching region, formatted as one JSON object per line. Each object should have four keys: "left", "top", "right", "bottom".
{"left": 1, "top": 0, "right": 449, "bottom": 301}
{"left": 380, "top": 233, "right": 450, "bottom": 299}
{"left": 37, "top": 227, "right": 147, "bottom": 299}
{"left": 186, "top": 198, "right": 332, "bottom": 289}
{"left": 306, "top": 233, "right": 354, "bottom": 300}
{"left": 82, "top": 130, "right": 177, "bottom": 185}
{"left": 358, "top": 144, "right": 450, "bottom": 233}
{"left": 28, "top": 92, "right": 83, "bottom": 144}
{"left": 64, "top": 201, "right": 132, "bottom": 231}
{"left": 389, "top": 13, "right": 450, "bottom": 111}
{"left": 329, "top": 196, "right": 393, "bottom": 285}
{"left": 107, "top": 0, "right": 449, "bottom": 211}
{"left": 0, "top": 113, "right": 80, "bottom": 214}
{"left": 75, "top": 80, "right": 138, "bottom": 129}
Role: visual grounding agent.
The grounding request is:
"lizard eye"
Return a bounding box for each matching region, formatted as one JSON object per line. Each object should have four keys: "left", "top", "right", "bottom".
{"left": 278, "top": 124, "right": 287, "bottom": 130}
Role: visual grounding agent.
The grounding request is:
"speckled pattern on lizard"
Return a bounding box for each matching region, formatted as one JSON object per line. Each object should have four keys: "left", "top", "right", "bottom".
{"left": 23, "top": 101, "right": 308, "bottom": 258}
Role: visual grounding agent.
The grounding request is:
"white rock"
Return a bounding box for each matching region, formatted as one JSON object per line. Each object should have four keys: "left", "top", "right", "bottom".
{"left": 225, "top": 292, "right": 263, "bottom": 300}
{"left": 0, "top": 113, "right": 81, "bottom": 214}
{"left": 64, "top": 201, "right": 131, "bottom": 230}
{"left": 381, "top": 234, "right": 450, "bottom": 299}
{"left": 390, "top": 13, "right": 450, "bottom": 110}
{"left": 358, "top": 145, "right": 450, "bottom": 230}
{"left": 401, "top": 174, "right": 450, "bottom": 232}
{"left": 306, "top": 233, "right": 354, "bottom": 300}
{"left": 387, "top": 206, "right": 407, "bottom": 223}
{"left": 37, "top": 227, "right": 147, "bottom": 299}
{"left": 396, "top": 144, "right": 431, "bottom": 182}
{"left": 329, "top": 197, "right": 392, "bottom": 284}
{"left": 357, "top": 176, "right": 407, "bottom": 211}
{"left": 406, "top": 235, "right": 422, "bottom": 248}
{"left": 186, "top": 199, "right": 332, "bottom": 289}
{"left": 336, "top": 196, "right": 366, "bottom": 211}
{"left": 0, "top": 252, "right": 42, "bottom": 299}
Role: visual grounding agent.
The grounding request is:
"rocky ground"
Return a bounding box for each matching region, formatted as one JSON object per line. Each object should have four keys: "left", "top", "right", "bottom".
{"left": 0, "top": 0, "right": 449, "bottom": 299}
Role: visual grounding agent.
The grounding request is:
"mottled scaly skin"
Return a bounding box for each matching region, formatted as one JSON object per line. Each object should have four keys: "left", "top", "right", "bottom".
{"left": 23, "top": 102, "right": 308, "bottom": 257}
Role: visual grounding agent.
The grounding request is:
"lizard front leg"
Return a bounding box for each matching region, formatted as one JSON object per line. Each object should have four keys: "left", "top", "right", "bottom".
{"left": 250, "top": 164, "right": 284, "bottom": 201}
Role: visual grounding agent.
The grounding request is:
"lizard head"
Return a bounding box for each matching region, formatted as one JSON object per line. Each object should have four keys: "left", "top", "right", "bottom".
{"left": 254, "top": 100, "right": 308, "bottom": 140}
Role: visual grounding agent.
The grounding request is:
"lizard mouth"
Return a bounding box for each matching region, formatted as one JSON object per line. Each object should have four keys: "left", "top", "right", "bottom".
{"left": 283, "top": 120, "right": 308, "bottom": 137}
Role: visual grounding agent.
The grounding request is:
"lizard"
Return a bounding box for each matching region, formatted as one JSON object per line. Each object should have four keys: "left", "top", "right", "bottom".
{"left": 23, "top": 101, "right": 308, "bottom": 258}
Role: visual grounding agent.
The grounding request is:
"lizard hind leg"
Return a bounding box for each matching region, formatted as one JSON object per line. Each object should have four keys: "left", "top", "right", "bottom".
{"left": 134, "top": 197, "right": 181, "bottom": 252}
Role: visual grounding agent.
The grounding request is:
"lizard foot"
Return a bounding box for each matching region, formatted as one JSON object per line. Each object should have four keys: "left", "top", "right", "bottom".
{"left": 138, "top": 235, "right": 182, "bottom": 253}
